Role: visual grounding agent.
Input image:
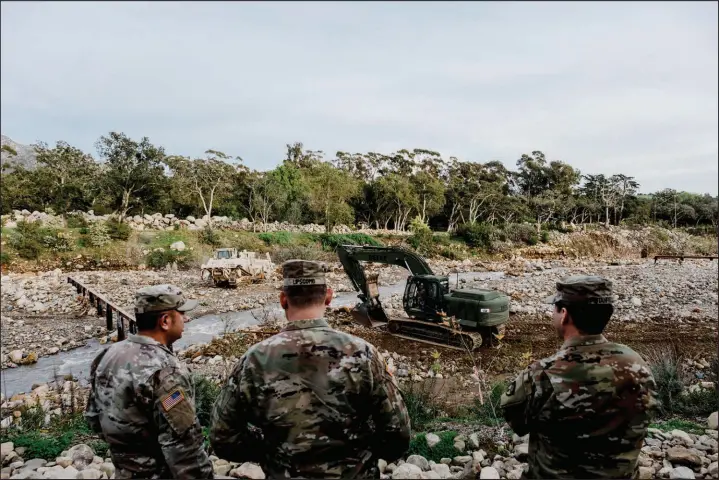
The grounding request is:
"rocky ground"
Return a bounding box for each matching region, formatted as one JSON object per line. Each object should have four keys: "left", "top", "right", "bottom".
{"left": 1, "top": 378, "right": 717, "bottom": 480}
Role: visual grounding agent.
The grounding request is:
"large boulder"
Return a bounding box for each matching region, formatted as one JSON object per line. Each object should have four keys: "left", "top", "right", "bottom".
{"left": 479, "top": 466, "right": 500, "bottom": 479}
{"left": 666, "top": 447, "right": 702, "bottom": 466}
{"left": 229, "top": 462, "right": 265, "bottom": 479}
{"left": 406, "top": 455, "right": 429, "bottom": 471}
{"left": 392, "top": 463, "right": 423, "bottom": 479}
{"left": 708, "top": 412, "right": 718, "bottom": 430}
{"left": 669, "top": 466, "right": 696, "bottom": 479}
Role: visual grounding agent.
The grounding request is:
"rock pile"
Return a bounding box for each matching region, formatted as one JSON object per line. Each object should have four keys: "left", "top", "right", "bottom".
{"left": 382, "top": 414, "right": 719, "bottom": 479}
{"left": 1, "top": 210, "right": 413, "bottom": 236}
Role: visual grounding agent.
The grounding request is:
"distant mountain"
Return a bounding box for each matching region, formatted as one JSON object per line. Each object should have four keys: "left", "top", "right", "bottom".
{"left": 1, "top": 135, "right": 37, "bottom": 170}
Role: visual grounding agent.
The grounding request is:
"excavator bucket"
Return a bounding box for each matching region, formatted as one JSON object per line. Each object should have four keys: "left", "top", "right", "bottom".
{"left": 349, "top": 273, "right": 390, "bottom": 329}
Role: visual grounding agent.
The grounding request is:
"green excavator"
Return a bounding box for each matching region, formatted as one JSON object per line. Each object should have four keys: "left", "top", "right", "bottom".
{"left": 337, "top": 244, "right": 510, "bottom": 350}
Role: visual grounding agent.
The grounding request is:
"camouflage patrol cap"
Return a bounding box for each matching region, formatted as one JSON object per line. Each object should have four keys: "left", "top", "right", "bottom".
{"left": 282, "top": 259, "right": 328, "bottom": 287}
{"left": 542, "top": 275, "right": 618, "bottom": 305}
{"left": 134, "top": 284, "right": 198, "bottom": 314}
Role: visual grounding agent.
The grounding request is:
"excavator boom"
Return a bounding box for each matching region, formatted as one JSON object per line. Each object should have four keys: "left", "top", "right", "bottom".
{"left": 336, "top": 245, "right": 434, "bottom": 329}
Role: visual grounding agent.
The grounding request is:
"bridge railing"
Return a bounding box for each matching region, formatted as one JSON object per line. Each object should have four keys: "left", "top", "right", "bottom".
{"left": 67, "top": 276, "right": 137, "bottom": 341}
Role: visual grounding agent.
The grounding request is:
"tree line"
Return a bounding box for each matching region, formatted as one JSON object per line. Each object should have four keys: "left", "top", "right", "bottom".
{"left": 1, "top": 132, "right": 717, "bottom": 233}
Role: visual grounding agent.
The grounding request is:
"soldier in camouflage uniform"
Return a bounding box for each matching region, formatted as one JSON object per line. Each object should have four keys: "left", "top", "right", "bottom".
{"left": 210, "top": 260, "right": 411, "bottom": 478}
{"left": 500, "top": 275, "right": 658, "bottom": 479}
{"left": 85, "top": 285, "right": 213, "bottom": 479}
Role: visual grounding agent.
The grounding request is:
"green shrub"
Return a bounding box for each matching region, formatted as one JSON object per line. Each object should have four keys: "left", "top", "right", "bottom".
{"left": 200, "top": 227, "right": 221, "bottom": 247}
{"left": 407, "top": 431, "right": 463, "bottom": 463}
{"left": 41, "top": 229, "right": 74, "bottom": 252}
{"left": 408, "top": 217, "right": 434, "bottom": 255}
{"left": 400, "top": 379, "right": 444, "bottom": 431}
{"left": 66, "top": 214, "right": 88, "bottom": 229}
{"left": 191, "top": 374, "right": 221, "bottom": 427}
{"left": 88, "top": 222, "right": 111, "bottom": 247}
{"left": 466, "top": 381, "right": 507, "bottom": 426}
{"left": 9, "top": 221, "right": 43, "bottom": 259}
{"left": 0, "top": 251, "right": 10, "bottom": 266}
{"left": 258, "top": 231, "right": 294, "bottom": 246}
{"left": 454, "top": 223, "right": 495, "bottom": 250}
{"left": 540, "top": 231, "right": 550, "bottom": 243}
{"left": 145, "top": 249, "right": 192, "bottom": 269}
{"left": 314, "top": 233, "right": 382, "bottom": 250}
{"left": 0, "top": 412, "right": 94, "bottom": 460}
{"left": 105, "top": 218, "right": 132, "bottom": 241}
{"left": 503, "top": 223, "right": 539, "bottom": 245}
{"left": 646, "top": 347, "right": 687, "bottom": 417}
{"left": 271, "top": 244, "right": 327, "bottom": 264}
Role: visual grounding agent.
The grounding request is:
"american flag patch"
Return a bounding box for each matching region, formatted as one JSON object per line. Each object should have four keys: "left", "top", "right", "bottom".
{"left": 161, "top": 389, "right": 185, "bottom": 412}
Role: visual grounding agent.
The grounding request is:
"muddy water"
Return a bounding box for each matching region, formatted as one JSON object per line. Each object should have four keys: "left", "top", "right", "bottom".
{"left": 0, "top": 271, "right": 505, "bottom": 396}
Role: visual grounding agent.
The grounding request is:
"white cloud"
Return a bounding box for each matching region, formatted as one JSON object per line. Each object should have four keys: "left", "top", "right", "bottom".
{"left": 1, "top": 1, "right": 716, "bottom": 194}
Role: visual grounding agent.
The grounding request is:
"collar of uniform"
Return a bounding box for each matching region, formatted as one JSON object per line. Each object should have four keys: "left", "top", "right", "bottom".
{"left": 562, "top": 334, "right": 608, "bottom": 349}
{"left": 281, "top": 318, "right": 329, "bottom": 332}
{"left": 127, "top": 334, "right": 174, "bottom": 355}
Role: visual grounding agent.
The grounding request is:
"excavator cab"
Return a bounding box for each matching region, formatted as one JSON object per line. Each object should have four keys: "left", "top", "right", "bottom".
{"left": 403, "top": 275, "right": 450, "bottom": 321}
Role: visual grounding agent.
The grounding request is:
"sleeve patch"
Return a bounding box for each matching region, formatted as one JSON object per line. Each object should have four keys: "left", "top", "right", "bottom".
{"left": 161, "top": 388, "right": 185, "bottom": 412}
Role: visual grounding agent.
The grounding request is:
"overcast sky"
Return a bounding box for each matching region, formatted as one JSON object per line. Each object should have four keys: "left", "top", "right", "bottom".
{"left": 2, "top": 1, "right": 717, "bottom": 194}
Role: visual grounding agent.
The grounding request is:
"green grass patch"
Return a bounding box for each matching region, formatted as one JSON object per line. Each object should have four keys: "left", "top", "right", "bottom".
{"left": 407, "top": 431, "right": 464, "bottom": 463}
{"left": 258, "top": 231, "right": 295, "bottom": 246}
{"left": 148, "top": 230, "right": 191, "bottom": 248}
{"left": 650, "top": 419, "right": 705, "bottom": 435}
{"left": 145, "top": 249, "right": 192, "bottom": 269}
{"left": 0, "top": 411, "right": 104, "bottom": 460}
{"left": 461, "top": 381, "right": 507, "bottom": 426}
{"left": 313, "top": 233, "right": 382, "bottom": 250}
{"left": 192, "top": 373, "right": 221, "bottom": 427}
{"left": 400, "top": 380, "right": 445, "bottom": 432}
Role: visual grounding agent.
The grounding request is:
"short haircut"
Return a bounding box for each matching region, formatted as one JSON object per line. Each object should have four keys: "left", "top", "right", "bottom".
{"left": 555, "top": 302, "right": 614, "bottom": 335}
{"left": 283, "top": 284, "right": 327, "bottom": 308}
{"left": 135, "top": 310, "right": 170, "bottom": 331}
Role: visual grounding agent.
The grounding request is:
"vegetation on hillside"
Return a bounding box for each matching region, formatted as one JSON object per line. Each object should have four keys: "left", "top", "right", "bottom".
{"left": 1, "top": 136, "right": 716, "bottom": 235}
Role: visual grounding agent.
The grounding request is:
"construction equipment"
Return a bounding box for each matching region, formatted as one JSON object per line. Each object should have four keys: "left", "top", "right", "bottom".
{"left": 201, "top": 248, "right": 275, "bottom": 287}
{"left": 337, "top": 245, "right": 510, "bottom": 351}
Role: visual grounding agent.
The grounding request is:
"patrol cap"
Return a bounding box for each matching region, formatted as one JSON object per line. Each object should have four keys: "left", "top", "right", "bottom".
{"left": 134, "top": 284, "right": 198, "bottom": 314}
{"left": 282, "top": 259, "right": 328, "bottom": 287}
{"left": 542, "top": 275, "right": 617, "bottom": 305}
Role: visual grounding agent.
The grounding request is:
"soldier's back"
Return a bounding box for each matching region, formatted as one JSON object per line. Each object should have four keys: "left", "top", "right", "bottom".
{"left": 528, "top": 336, "right": 656, "bottom": 479}
{"left": 238, "top": 318, "right": 395, "bottom": 477}
{"left": 90, "top": 335, "right": 183, "bottom": 476}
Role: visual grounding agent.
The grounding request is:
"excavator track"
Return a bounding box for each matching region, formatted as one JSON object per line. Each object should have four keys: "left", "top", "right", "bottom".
{"left": 385, "top": 318, "right": 483, "bottom": 351}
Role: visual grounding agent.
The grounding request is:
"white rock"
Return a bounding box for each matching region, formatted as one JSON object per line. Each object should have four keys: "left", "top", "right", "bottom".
{"left": 671, "top": 430, "right": 694, "bottom": 446}
{"left": 430, "top": 463, "right": 451, "bottom": 479}
{"left": 637, "top": 466, "right": 654, "bottom": 479}
{"left": 76, "top": 468, "right": 104, "bottom": 479}
{"left": 669, "top": 466, "right": 695, "bottom": 479}
{"left": 708, "top": 412, "right": 718, "bottom": 431}
{"left": 708, "top": 462, "right": 718, "bottom": 477}
{"left": 0, "top": 442, "right": 13, "bottom": 462}
{"left": 468, "top": 433, "right": 480, "bottom": 450}
{"left": 229, "top": 462, "right": 265, "bottom": 479}
{"left": 631, "top": 297, "right": 642, "bottom": 307}
{"left": 479, "top": 466, "right": 500, "bottom": 479}
{"left": 407, "top": 455, "right": 429, "bottom": 471}
{"left": 170, "top": 241, "right": 186, "bottom": 252}
{"left": 392, "top": 463, "right": 423, "bottom": 479}
{"left": 98, "top": 463, "right": 114, "bottom": 478}
{"left": 420, "top": 471, "right": 441, "bottom": 479}
{"left": 9, "top": 351, "right": 23, "bottom": 363}
{"left": 425, "top": 433, "right": 440, "bottom": 449}
{"left": 377, "top": 459, "right": 388, "bottom": 474}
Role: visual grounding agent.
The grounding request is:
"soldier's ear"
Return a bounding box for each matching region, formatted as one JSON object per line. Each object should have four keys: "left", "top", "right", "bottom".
{"left": 279, "top": 291, "right": 288, "bottom": 310}
{"left": 158, "top": 312, "right": 171, "bottom": 331}
{"left": 325, "top": 287, "right": 333, "bottom": 306}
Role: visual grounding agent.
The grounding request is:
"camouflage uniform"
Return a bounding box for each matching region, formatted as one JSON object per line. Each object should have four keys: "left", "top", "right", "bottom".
{"left": 85, "top": 285, "right": 213, "bottom": 479}
{"left": 500, "top": 276, "right": 658, "bottom": 480}
{"left": 210, "top": 260, "right": 411, "bottom": 478}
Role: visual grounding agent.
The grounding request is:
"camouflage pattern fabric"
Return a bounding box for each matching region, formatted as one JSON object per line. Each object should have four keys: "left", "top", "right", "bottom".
{"left": 542, "top": 275, "right": 618, "bottom": 305}
{"left": 85, "top": 335, "right": 213, "bottom": 479}
{"left": 209, "top": 318, "right": 412, "bottom": 478}
{"left": 134, "top": 284, "right": 198, "bottom": 314}
{"left": 281, "top": 259, "right": 329, "bottom": 286}
{"left": 500, "top": 334, "right": 658, "bottom": 479}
